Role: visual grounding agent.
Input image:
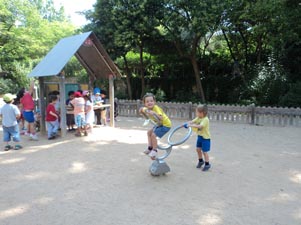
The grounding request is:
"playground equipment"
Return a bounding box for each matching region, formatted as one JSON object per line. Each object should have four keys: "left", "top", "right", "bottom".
{"left": 149, "top": 125, "right": 192, "bottom": 176}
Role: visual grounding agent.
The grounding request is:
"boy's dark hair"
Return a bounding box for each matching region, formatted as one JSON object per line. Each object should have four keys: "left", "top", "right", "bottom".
{"left": 52, "top": 91, "right": 60, "bottom": 95}
{"left": 100, "top": 90, "right": 107, "bottom": 96}
{"left": 49, "top": 95, "right": 58, "bottom": 102}
{"left": 142, "top": 93, "right": 156, "bottom": 103}
{"left": 68, "top": 91, "right": 75, "bottom": 96}
{"left": 196, "top": 104, "right": 208, "bottom": 115}
{"left": 84, "top": 95, "right": 92, "bottom": 102}
{"left": 13, "top": 88, "right": 25, "bottom": 105}
{"left": 77, "top": 89, "right": 83, "bottom": 94}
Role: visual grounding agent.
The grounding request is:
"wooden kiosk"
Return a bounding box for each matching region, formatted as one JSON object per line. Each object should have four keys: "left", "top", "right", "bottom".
{"left": 28, "top": 32, "right": 121, "bottom": 137}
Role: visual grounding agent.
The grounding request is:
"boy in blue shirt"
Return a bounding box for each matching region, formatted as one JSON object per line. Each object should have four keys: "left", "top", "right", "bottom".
{"left": 0, "top": 93, "right": 22, "bottom": 151}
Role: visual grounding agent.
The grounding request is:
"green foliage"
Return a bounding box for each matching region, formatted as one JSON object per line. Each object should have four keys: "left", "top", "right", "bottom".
{"left": 280, "top": 82, "right": 301, "bottom": 108}
{"left": 0, "top": 0, "right": 76, "bottom": 95}
{"left": 241, "top": 55, "right": 288, "bottom": 106}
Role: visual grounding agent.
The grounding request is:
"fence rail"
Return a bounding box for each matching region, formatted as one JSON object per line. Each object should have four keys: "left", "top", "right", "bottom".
{"left": 117, "top": 100, "right": 301, "bottom": 127}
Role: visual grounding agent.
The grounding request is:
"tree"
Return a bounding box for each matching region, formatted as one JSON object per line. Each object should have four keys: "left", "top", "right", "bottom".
{"left": 155, "top": 0, "right": 225, "bottom": 102}
{"left": 0, "top": 0, "right": 75, "bottom": 93}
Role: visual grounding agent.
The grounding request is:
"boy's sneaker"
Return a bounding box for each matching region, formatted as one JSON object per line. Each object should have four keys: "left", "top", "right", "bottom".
{"left": 196, "top": 161, "right": 204, "bottom": 168}
{"left": 4, "top": 145, "right": 12, "bottom": 151}
{"left": 30, "top": 134, "right": 39, "bottom": 141}
{"left": 143, "top": 149, "right": 151, "bottom": 155}
{"left": 14, "top": 145, "right": 22, "bottom": 150}
{"left": 148, "top": 149, "right": 158, "bottom": 160}
{"left": 202, "top": 164, "right": 211, "bottom": 171}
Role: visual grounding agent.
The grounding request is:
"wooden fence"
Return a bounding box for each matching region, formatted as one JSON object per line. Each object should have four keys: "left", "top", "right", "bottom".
{"left": 117, "top": 100, "right": 301, "bottom": 127}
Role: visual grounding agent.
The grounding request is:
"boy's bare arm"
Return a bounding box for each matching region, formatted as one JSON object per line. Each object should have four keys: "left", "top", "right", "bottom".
{"left": 147, "top": 110, "right": 163, "bottom": 120}
{"left": 188, "top": 122, "right": 203, "bottom": 129}
{"left": 16, "top": 114, "right": 21, "bottom": 120}
{"left": 50, "top": 111, "right": 58, "bottom": 118}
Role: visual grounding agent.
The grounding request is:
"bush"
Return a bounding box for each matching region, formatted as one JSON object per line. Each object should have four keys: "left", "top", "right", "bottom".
{"left": 280, "top": 82, "right": 301, "bottom": 107}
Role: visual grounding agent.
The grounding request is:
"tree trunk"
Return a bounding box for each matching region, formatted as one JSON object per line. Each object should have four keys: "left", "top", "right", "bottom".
{"left": 190, "top": 55, "right": 206, "bottom": 103}
{"left": 222, "top": 28, "right": 237, "bottom": 62}
{"left": 139, "top": 42, "right": 145, "bottom": 98}
{"left": 123, "top": 55, "right": 133, "bottom": 99}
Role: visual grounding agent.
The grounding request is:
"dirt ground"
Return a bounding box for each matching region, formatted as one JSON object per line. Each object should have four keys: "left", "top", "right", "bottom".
{"left": 0, "top": 117, "right": 300, "bottom": 225}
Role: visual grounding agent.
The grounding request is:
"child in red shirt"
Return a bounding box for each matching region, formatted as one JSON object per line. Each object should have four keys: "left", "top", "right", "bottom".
{"left": 20, "top": 80, "right": 38, "bottom": 140}
{"left": 46, "top": 95, "right": 59, "bottom": 140}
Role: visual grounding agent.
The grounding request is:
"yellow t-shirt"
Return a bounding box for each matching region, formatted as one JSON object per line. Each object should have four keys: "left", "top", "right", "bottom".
{"left": 143, "top": 105, "right": 172, "bottom": 128}
{"left": 192, "top": 116, "right": 211, "bottom": 139}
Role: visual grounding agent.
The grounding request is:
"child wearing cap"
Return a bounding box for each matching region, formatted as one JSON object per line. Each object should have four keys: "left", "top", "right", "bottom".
{"left": 71, "top": 92, "right": 87, "bottom": 137}
{"left": 0, "top": 93, "right": 22, "bottom": 151}
{"left": 92, "top": 87, "right": 103, "bottom": 125}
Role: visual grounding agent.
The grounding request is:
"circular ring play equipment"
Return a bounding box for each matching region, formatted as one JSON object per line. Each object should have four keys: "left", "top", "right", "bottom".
{"left": 167, "top": 125, "right": 192, "bottom": 146}
{"left": 157, "top": 144, "right": 172, "bottom": 161}
{"left": 149, "top": 125, "right": 192, "bottom": 176}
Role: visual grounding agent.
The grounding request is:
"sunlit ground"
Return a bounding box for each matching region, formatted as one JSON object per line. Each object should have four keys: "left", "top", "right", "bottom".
{"left": 0, "top": 117, "right": 300, "bottom": 225}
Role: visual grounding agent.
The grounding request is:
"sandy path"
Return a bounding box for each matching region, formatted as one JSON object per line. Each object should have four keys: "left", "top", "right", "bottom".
{"left": 0, "top": 117, "right": 300, "bottom": 225}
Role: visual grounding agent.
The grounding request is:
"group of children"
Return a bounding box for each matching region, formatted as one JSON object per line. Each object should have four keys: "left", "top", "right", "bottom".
{"left": 140, "top": 93, "right": 212, "bottom": 171}
{"left": 0, "top": 86, "right": 108, "bottom": 150}
{"left": 47, "top": 88, "right": 107, "bottom": 139}
{"left": 1, "top": 86, "right": 211, "bottom": 171}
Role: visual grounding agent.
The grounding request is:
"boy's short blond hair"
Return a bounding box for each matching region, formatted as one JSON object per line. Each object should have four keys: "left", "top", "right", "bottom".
{"left": 142, "top": 93, "right": 156, "bottom": 103}
{"left": 196, "top": 104, "right": 208, "bottom": 115}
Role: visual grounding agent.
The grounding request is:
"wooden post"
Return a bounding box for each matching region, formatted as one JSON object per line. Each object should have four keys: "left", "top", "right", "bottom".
{"left": 136, "top": 99, "right": 141, "bottom": 117}
{"left": 189, "top": 102, "right": 193, "bottom": 120}
{"left": 250, "top": 103, "right": 256, "bottom": 125}
{"left": 109, "top": 74, "right": 115, "bottom": 127}
{"left": 38, "top": 77, "right": 46, "bottom": 134}
{"left": 59, "top": 72, "right": 67, "bottom": 137}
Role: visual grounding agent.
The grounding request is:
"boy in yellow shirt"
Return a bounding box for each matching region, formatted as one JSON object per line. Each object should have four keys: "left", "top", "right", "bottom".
{"left": 139, "top": 93, "right": 172, "bottom": 160}
{"left": 184, "top": 105, "right": 211, "bottom": 171}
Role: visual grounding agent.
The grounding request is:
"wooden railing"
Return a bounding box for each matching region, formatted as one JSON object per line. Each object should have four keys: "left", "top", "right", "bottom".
{"left": 117, "top": 100, "right": 301, "bottom": 127}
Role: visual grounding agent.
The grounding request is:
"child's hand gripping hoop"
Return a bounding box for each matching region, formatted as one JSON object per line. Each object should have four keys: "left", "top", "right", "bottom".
{"left": 156, "top": 125, "right": 192, "bottom": 160}
{"left": 141, "top": 110, "right": 162, "bottom": 126}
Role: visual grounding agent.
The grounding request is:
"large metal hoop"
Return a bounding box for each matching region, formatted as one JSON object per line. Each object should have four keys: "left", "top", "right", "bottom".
{"left": 157, "top": 144, "right": 172, "bottom": 161}
{"left": 167, "top": 125, "right": 192, "bottom": 146}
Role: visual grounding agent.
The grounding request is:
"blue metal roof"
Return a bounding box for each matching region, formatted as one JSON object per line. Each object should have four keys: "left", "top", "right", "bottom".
{"left": 28, "top": 32, "right": 94, "bottom": 77}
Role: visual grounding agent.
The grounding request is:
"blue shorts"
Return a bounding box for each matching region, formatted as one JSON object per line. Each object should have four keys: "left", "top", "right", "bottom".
{"left": 23, "top": 111, "right": 35, "bottom": 123}
{"left": 196, "top": 136, "right": 211, "bottom": 152}
{"left": 3, "top": 125, "right": 20, "bottom": 142}
{"left": 75, "top": 115, "right": 86, "bottom": 127}
{"left": 154, "top": 126, "right": 170, "bottom": 138}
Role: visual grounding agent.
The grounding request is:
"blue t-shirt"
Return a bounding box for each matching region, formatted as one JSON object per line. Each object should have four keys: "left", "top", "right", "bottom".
{"left": 0, "top": 103, "right": 20, "bottom": 127}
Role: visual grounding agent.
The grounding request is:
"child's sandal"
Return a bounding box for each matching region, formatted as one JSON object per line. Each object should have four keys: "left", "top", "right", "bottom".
{"left": 4, "top": 145, "right": 12, "bottom": 151}
{"left": 14, "top": 145, "right": 23, "bottom": 150}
